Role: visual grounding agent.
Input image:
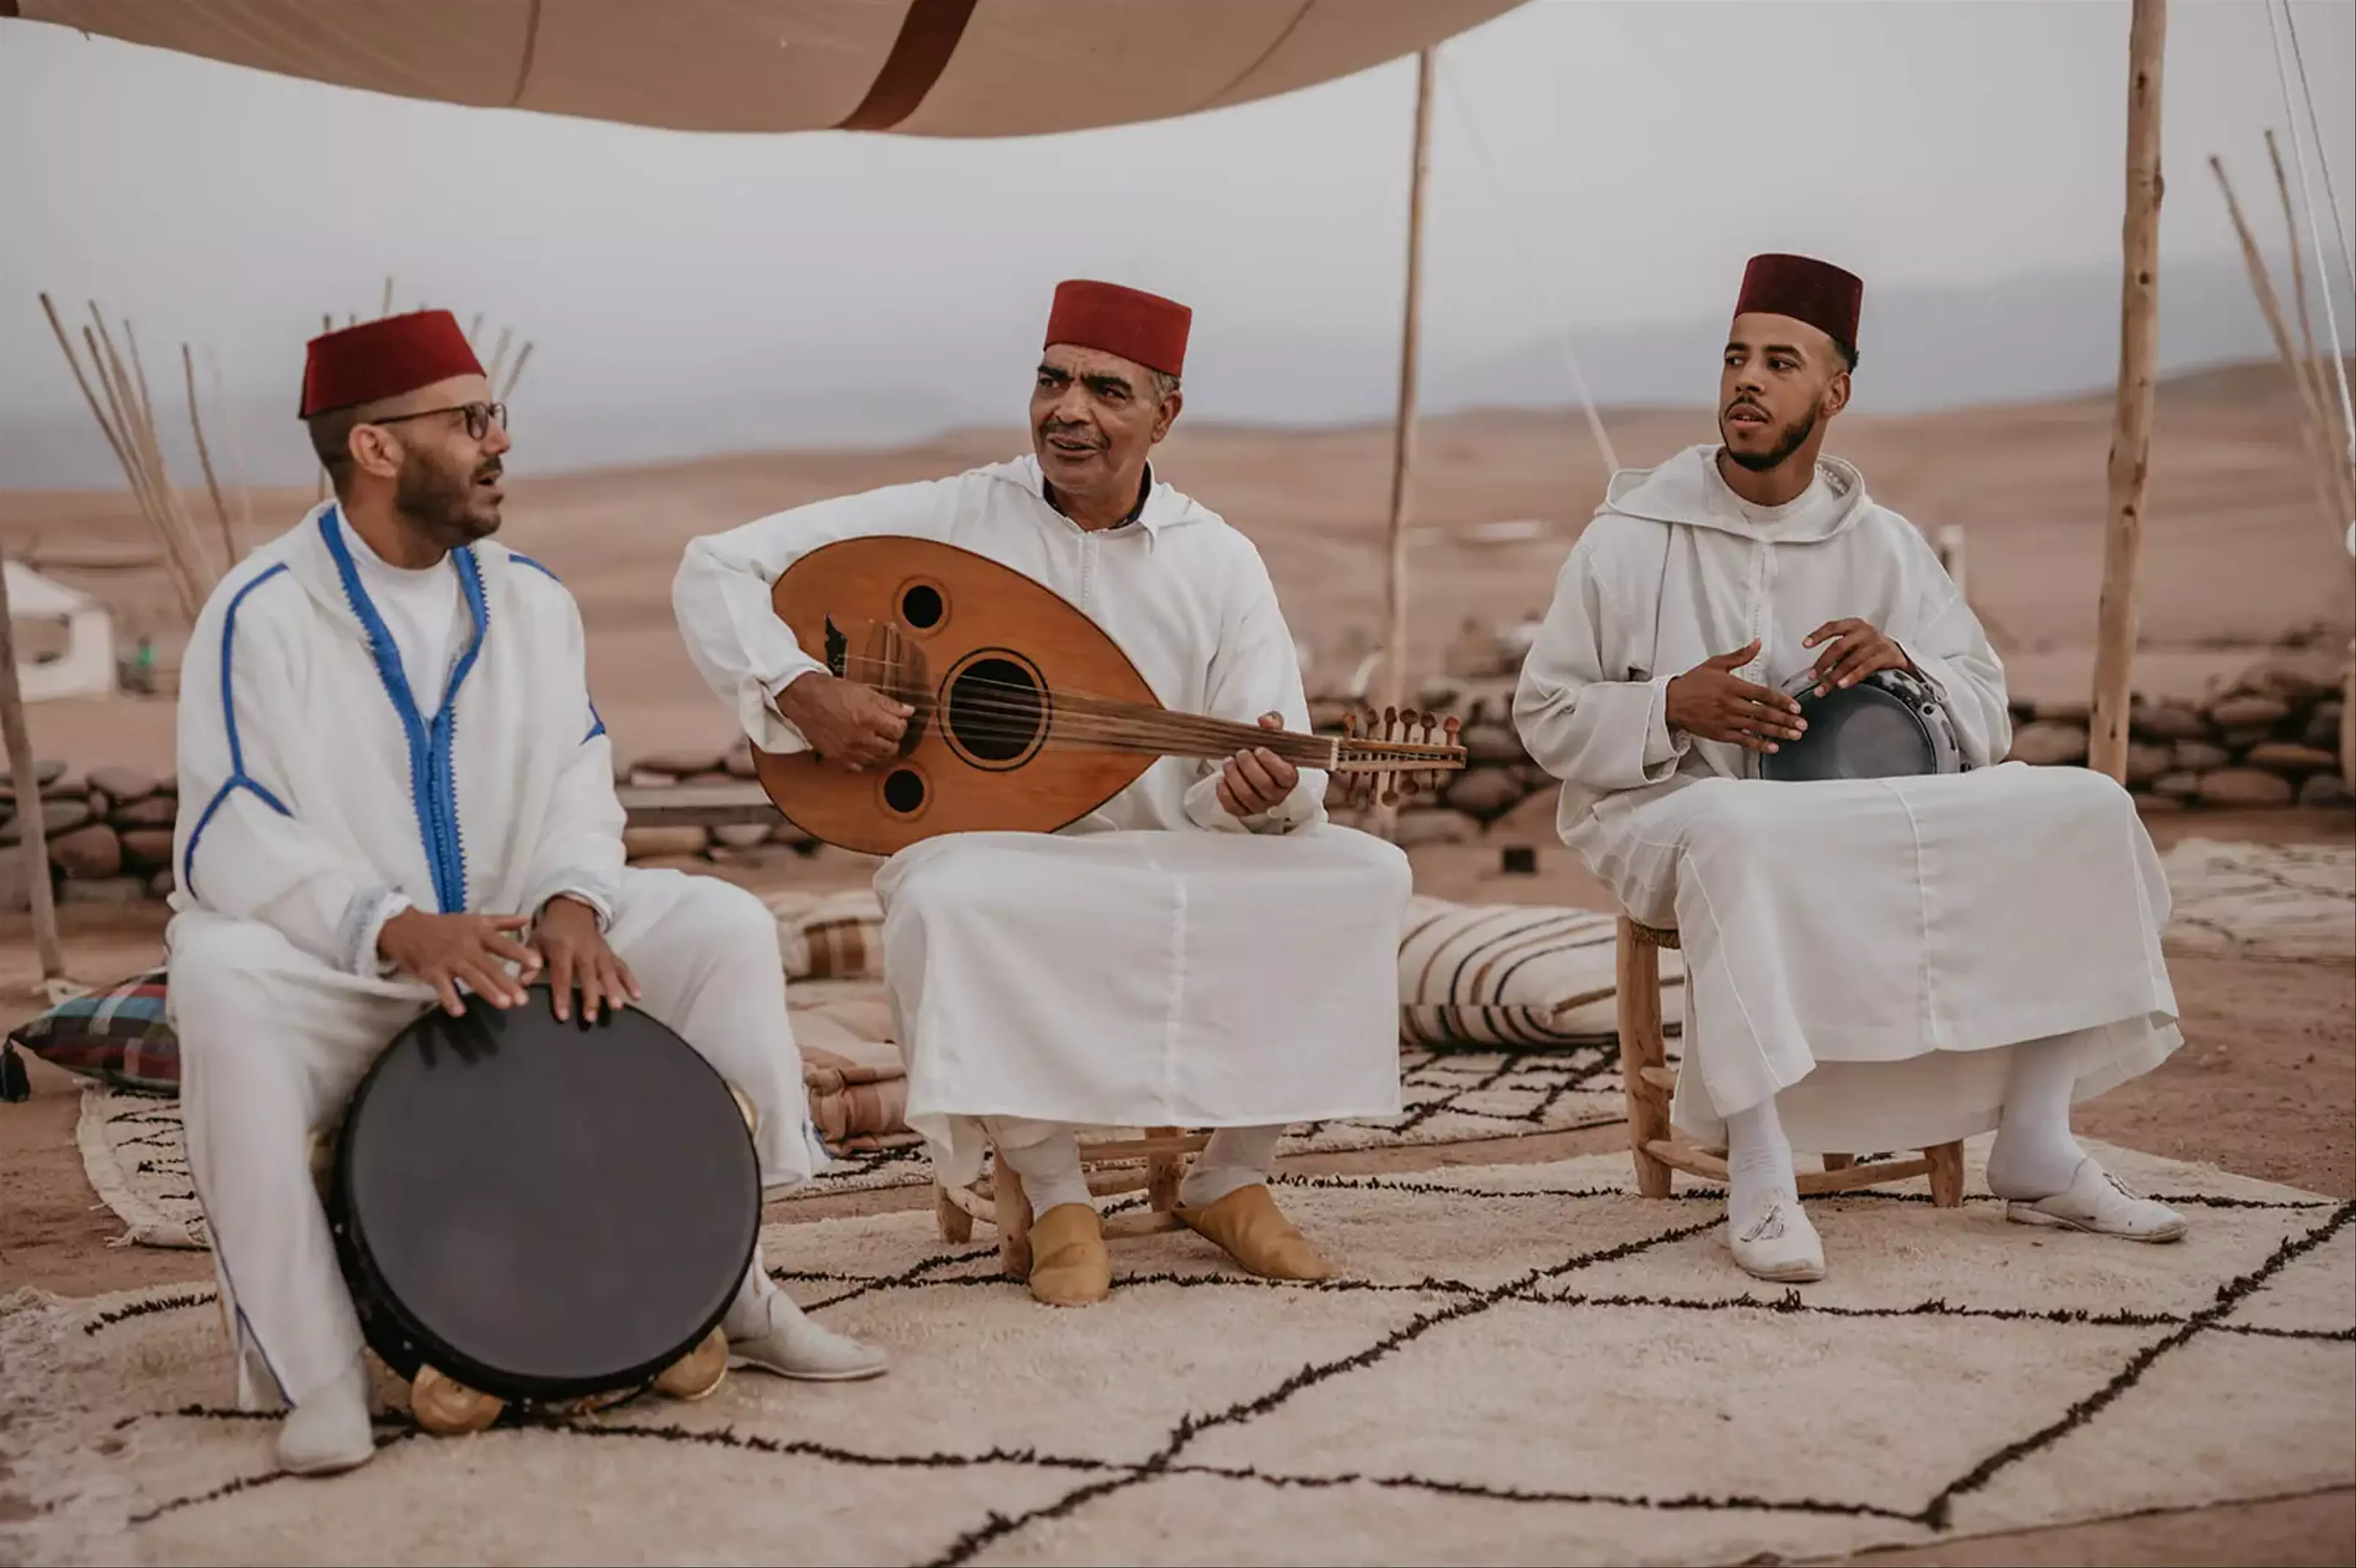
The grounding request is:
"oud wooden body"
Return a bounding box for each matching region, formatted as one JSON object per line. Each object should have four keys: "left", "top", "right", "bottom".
{"left": 753, "top": 537, "right": 1171, "bottom": 856}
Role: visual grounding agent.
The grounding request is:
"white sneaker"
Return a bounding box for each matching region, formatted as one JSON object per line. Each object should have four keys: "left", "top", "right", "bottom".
{"left": 276, "top": 1361, "right": 375, "bottom": 1477}
{"left": 1728, "top": 1196, "right": 1826, "bottom": 1283}
{"left": 2006, "top": 1157, "right": 2187, "bottom": 1243}
{"left": 728, "top": 1293, "right": 889, "bottom": 1382}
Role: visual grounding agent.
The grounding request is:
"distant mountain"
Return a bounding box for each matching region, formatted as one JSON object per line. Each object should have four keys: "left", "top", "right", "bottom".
{"left": 1, "top": 252, "right": 2342, "bottom": 490}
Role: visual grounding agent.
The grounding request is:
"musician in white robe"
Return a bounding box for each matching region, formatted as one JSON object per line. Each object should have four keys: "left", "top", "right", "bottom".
{"left": 674, "top": 280, "right": 1408, "bottom": 1307}
{"left": 1515, "top": 254, "right": 2188, "bottom": 1283}
{"left": 168, "top": 312, "right": 886, "bottom": 1479}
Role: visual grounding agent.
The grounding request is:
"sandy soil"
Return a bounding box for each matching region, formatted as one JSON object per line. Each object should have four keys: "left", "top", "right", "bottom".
{"left": 2, "top": 373, "right": 2352, "bottom": 1561}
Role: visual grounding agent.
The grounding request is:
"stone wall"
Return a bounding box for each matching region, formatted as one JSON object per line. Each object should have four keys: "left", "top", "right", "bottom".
{"left": 10, "top": 658, "right": 2345, "bottom": 907}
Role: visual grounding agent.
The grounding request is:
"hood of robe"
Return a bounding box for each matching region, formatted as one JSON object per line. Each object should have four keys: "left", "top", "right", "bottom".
{"left": 1600, "top": 444, "right": 1871, "bottom": 544}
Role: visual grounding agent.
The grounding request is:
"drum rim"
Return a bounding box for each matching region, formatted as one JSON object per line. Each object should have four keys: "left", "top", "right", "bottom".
{"left": 329, "top": 986, "right": 761, "bottom": 1404}
{"left": 1757, "top": 675, "right": 1942, "bottom": 783}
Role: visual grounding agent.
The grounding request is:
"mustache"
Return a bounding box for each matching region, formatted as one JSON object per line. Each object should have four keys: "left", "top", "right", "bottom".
{"left": 1038, "top": 421, "right": 1101, "bottom": 448}
{"left": 474, "top": 459, "right": 504, "bottom": 482}
{"left": 1725, "top": 396, "right": 1767, "bottom": 417}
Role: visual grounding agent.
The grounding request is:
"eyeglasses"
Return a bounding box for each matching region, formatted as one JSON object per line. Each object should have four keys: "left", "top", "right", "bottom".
{"left": 364, "top": 401, "right": 508, "bottom": 442}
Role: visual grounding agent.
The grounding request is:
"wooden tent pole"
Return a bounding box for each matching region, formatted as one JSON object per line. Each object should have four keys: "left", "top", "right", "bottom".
{"left": 1377, "top": 48, "right": 1436, "bottom": 838}
{"left": 0, "top": 561, "right": 66, "bottom": 982}
{"left": 2088, "top": 0, "right": 2166, "bottom": 785}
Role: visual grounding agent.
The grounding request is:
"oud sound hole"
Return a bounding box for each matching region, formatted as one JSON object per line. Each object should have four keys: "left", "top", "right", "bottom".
{"left": 882, "top": 769, "right": 926, "bottom": 814}
{"left": 900, "top": 585, "right": 944, "bottom": 629}
{"left": 946, "top": 658, "right": 1042, "bottom": 764}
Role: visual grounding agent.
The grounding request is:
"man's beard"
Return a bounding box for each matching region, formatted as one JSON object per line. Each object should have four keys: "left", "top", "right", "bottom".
{"left": 1720, "top": 400, "right": 1819, "bottom": 472}
{"left": 395, "top": 453, "right": 500, "bottom": 546}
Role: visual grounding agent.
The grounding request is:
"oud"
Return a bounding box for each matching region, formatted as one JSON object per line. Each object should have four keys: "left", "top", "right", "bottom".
{"left": 749, "top": 537, "right": 1466, "bottom": 856}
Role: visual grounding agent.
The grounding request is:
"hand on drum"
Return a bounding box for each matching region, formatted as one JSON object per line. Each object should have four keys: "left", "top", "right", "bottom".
{"left": 533, "top": 894, "right": 641, "bottom": 1024}
{"left": 774, "top": 670, "right": 913, "bottom": 772}
{"left": 378, "top": 909, "right": 542, "bottom": 1017}
{"left": 1216, "top": 712, "right": 1298, "bottom": 818}
{"left": 1664, "top": 640, "right": 1807, "bottom": 755}
{"left": 1801, "top": 618, "right": 1914, "bottom": 697}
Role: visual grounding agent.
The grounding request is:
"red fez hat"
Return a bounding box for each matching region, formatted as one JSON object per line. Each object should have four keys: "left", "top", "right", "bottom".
{"left": 299, "top": 309, "right": 485, "bottom": 418}
{"left": 1734, "top": 253, "right": 1863, "bottom": 352}
{"left": 1043, "top": 279, "right": 1191, "bottom": 378}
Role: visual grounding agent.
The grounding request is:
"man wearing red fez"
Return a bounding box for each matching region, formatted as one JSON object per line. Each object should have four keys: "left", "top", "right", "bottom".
{"left": 675, "top": 280, "right": 1407, "bottom": 1306}
{"left": 1516, "top": 254, "right": 2185, "bottom": 1282}
{"left": 167, "top": 310, "right": 885, "bottom": 1476}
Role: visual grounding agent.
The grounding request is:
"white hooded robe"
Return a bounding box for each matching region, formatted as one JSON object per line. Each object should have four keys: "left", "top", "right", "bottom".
{"left": 1514, "top": 446, "right": 2181, "bottom": 1152}
{"left": 672, "top": 456, "right": 1409, "bottom": 1188}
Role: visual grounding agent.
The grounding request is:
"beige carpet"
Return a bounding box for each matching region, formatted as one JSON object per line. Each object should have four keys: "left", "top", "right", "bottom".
{"left": 6, "top": 1140, "right": 2348, "bottom": 1567}
{"left": 77, "top": 1040, "right": 1639, "bottom": 1250}
{"left": 2158, "top": 837, "right": 2355, "bottom": 960}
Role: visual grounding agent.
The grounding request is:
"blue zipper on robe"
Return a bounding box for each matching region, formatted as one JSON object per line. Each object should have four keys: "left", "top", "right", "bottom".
{"left": 318, "top": 507, "right": 487, "bottom": 914}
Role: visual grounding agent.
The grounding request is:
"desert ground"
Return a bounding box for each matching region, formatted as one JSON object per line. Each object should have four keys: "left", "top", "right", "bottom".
{"left": 2, "top": 366, "right": 2352, "bottom": 1564}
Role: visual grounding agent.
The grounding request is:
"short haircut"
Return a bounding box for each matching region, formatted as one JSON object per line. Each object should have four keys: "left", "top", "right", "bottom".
{"left": 1830, "top": 337, "right": 1859, "bottom": 372}
{"left": 1149, "top": 369, "right": 1181, "bottom": 402}
{"left": 304, "top": 396, "right": 399, "bottom": 491}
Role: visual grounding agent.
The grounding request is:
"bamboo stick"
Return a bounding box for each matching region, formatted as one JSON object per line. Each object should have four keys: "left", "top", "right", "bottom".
{"left": 0, "top": 560, "right": 67, "bottom": 982}
{"left": 485, "top": 326, "right": 515, "bottom": 390}
{"left": 1377, "top": 49, "right": 1436, "bottom": 839}
{"left": 206, "top": 348, "right": 256, "bottom": 551}
{"left": 82, "top": 320, "right": 202, "bottom": 619}
{"left": 2265, "top": 130, "right": 2338, "bottom": 461}
{"left": 500, "top": 340, "right": 534, "bottom": 401}
{"left": 125, "top": 320, "right": 219, "bottom": 590}
{"left": 2212, "top": 155, "right": 2354, "bottom": 534}
{"left": 380, "top": 274, "right": 396, "bottom": 318}
{"left": 92, "top": 312, "right": 212, "bottom": 609}
{"left": 2088, "top": 0, "right": 2166, "bottom": 786}
{"left": 184, "top": 344, "right": 236, "bottom": 571}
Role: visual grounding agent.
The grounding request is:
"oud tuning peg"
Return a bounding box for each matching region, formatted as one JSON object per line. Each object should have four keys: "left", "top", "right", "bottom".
{"left": 1381, "top": 783, "right": 1400, "bottom": 807}
{"left": 1399, "top": 773, "right": 1422, "bottom": 799}
{"left": 1382, "top": 705, "right": 1399, "bottom": 742}
{"left": 1443, "top": 715, "right": 1463, "bottom": 750}
{"left": 1342, "top": 710, "right": 1360, "bottom": 739}
{"left": 1420, "top": 712, "right": 1438, "bottom": 745}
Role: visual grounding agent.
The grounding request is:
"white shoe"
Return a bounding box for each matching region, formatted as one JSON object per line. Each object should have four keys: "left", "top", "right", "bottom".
{"left": 2006, "top": 1157, "right": 2187, "bottom": 1243}
{"left": 728, "top": 1293, "right": 889, "bottom": 1382}
{"left": 1728, "top": 1196, "right": 1826, "bottom": 1283}
{"left": 276, "top": 1361, "right": 375, "bottom": 1477}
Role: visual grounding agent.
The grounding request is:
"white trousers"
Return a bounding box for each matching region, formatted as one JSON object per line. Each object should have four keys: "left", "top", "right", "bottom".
{"left": 167, "top": 867, "right": 823, "bottom": 1410}
{"left": 1571, "top": 763, "right": 2183, "bottom": 1152}
{"left": 877, "top": 827, "right": 1411, "bottom": 1191}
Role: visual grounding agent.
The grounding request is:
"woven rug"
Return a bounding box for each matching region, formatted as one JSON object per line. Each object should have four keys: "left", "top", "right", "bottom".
{"left": 75, "top": 1041, "right": 1646, "bottom": 1250}
{"left": 2158, "top": 836, "right": 2355, "bottom": 959}
{"left": 5, "top": 1139, "right": 2347, "bottom": 1567}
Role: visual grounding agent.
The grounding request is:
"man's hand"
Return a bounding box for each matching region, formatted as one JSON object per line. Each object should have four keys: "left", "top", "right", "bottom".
{"left": 773, "top": 671, "right": 913, "bottom": 772}
{"left": 1802, "top": 618, "right": 1914, "bottom": 696}
{"left": 1664, "top": 640, "right": 1808, "bottom": 755}
{"left": 378, "top": 909, "right": 541, "bottom": 1018}
{"left": 1215, "top": 712, "right": 1299, "bottom": 818}
{"left": 534, "top": 894, "right": 640, "bottom": 1024}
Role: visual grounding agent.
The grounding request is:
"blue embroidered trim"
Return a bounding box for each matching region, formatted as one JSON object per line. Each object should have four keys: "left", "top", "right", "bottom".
{"left": 318, "top": 509, "right": 486, "bottom": 913}
{"left": 182, "top": 564, "right": 294, "bottom": 901}
{"left": 510, "top": 553, "right": 605, "bottom": 745}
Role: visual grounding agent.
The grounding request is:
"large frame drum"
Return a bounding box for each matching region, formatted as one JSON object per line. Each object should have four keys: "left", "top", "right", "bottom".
{"left": 326, "top": 986, "right": 760, "bottom": 1424}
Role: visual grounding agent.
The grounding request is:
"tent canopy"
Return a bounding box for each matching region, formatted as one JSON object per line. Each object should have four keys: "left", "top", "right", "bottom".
{"left": 4, "top": 0, "right": 1522, "bottom": 136}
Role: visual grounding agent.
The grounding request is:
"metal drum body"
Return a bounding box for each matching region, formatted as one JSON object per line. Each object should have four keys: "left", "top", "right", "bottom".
{"left": 327, "top": 988, "right": 760, "bottom": 1405}
{"left": 1757, "top": 667, "right": 1964, "bottom": 783}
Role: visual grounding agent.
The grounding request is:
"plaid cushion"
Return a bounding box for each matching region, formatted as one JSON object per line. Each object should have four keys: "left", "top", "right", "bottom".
{"left": 7, "top": 967, "right": 179, "bottom": 1094}
{"left": 763, "top": 889, "right": 885, "bottom": 982}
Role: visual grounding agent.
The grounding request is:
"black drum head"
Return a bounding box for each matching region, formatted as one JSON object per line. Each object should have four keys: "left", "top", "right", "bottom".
{"left": 329, "top": 987, "right": 760, "bottom": 1403}
{"left": 1759, "top": 679, "right": 1938, "bottom": 783}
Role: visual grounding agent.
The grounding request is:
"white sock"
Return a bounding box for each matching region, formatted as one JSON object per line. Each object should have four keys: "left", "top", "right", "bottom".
{"left": 723, "top": 1240, "right": 799, "bottom": 1341}
{"left": 1178, "top": 1125, "right": 1286, "bottom": 1209}
{"left": 996, "top": 1128, "right": 1093, "bottom": 1216}
{"left": 1986, "top": 1034, "right": 2088, "bottom": 1201}
{"left": 1724, "top": 1096, "right": 1797, "bottom": 1226}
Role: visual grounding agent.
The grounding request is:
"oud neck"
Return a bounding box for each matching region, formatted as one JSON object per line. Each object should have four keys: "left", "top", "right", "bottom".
{"left": 1087, "top": 704, "right": 1451, "bottom": 772}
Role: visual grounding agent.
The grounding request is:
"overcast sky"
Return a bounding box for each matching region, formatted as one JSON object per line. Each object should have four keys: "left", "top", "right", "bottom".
{"left": 4, "top": 0, "right": 2351, "bottom": 482}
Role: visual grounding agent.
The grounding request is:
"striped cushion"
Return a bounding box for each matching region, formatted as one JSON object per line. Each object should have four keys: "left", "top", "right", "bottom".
{"left": 1398, "top": 897, "right": 1685, "bottom": 1049}
{"left": 7, "top": 968, "right": 179, "bottom": 1093}
{"left": 764, "top": 889, "right": 885, "bottom": 982}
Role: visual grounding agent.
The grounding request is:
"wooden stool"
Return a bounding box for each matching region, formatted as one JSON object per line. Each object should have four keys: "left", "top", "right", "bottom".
{"left": 935, "top": 1126, "right": 1207, "bottom": 1277}
{"left": 1616, "top": 917, "right": 1965, "bottom": 1206}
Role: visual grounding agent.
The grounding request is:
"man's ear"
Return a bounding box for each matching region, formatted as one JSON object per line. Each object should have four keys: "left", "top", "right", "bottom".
{"left": 347, "top": 421, "right": 404, "bottom": 482}
{"left": 1150, "top": 388, "right": 1184, "bottom": 445}
{"left": 1822, "top": 369, "right": 1852, "bottom": 420}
